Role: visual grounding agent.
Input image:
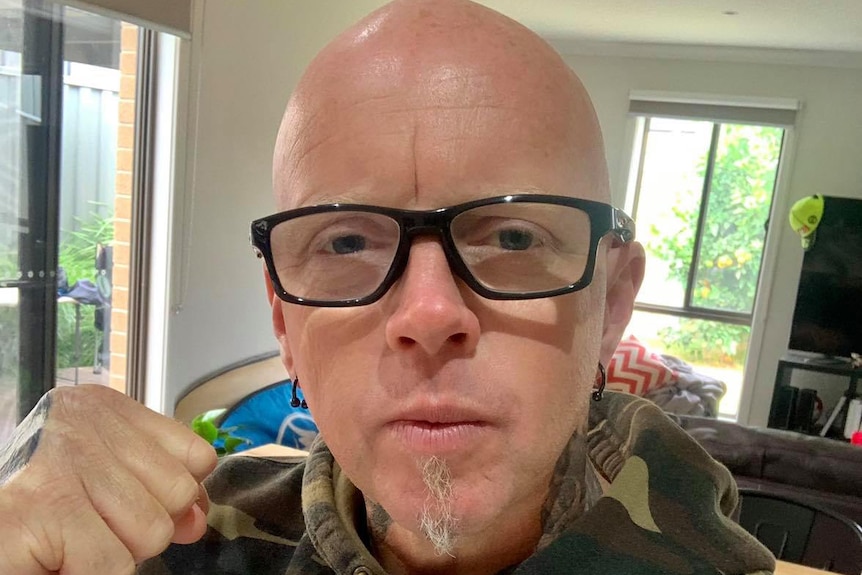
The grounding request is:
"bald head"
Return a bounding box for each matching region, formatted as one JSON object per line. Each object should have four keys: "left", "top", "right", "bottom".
{"left": 273, "top": 0, "right": 609, "bottom": 210}
{"left": 263, "top": 5, "right": 645, "bottom": 563}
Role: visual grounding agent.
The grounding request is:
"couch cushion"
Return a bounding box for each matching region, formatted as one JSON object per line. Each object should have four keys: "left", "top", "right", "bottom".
{"left": 735, "top": 476, "right": 862, "bottom": 527}
{"left": 606, "top": 335, "right": 675, "bottom": 396}
{"left": 675, "top": 415, "right": 862, "bottom": 501}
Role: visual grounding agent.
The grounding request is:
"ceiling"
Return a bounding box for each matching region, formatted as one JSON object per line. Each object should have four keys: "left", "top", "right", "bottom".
{"left": 478, "top": 1, "right": 862, "bottom": 54}
{"left": 1, "top": 1, "right": 859, "bottom": 57}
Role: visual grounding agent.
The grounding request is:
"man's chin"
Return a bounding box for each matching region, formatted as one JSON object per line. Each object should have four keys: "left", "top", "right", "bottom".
{"left": 379, "top": 484, "right": 501, "bottom": 546}
{"left": 368, "top": 455, "right": 506, "bottom": 535}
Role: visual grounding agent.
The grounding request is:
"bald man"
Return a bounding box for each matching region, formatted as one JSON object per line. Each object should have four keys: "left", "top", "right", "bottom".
{"left": 0, "top": 1, "right": 774, "bottom": 574}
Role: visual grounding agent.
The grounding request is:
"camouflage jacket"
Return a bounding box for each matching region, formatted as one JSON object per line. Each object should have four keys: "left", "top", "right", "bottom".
{"left": 138, "top": 393, "right": 775, "bottom": 574}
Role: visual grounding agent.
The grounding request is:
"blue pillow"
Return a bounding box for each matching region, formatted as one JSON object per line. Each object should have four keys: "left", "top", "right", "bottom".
{"left": 216, "top": 381, "right": 318, "bottom": 452}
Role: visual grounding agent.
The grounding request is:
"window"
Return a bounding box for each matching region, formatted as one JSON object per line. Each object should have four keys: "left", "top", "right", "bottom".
{"left": 625, "top": 95, "right": 795, "bottom": 418}
{"left": 0, "top": 0, "right": 185, "bottom": 443}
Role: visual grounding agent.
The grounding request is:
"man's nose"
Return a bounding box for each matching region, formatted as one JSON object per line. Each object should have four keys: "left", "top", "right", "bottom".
{"left": 384, "top": 239, "right": 480, "bottom": 356}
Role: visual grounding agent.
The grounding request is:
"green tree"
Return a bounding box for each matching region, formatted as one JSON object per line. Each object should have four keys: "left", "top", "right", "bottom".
{"left": 648, "top": 123, "right": 782, "bottom": 365}
{"left": 693, "top": 124, "right": 782, "bottom": 313}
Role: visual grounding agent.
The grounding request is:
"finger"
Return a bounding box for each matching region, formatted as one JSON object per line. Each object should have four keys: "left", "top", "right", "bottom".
{"left": 124, "top": 412, "right": 217, "bottom": 482}
{"left": 171, "top": 483, "right": 209, "bottom": 544}
{"left": 52, "top": 386, "right": 218, "bottom": 482}
{"left": 91, "top": 424, "right": 207, "bottom": 522}
{"left": 0, "top": 484, "right": 54, "bottom": 574}
{"left": 196, "top": 482, "right": 210, "bottom": 517}
{"left": 0, "top": 488, "right": 135, "bottom": 575}
{"left": 46, "top": 390, "right": 210, "bottom": 525}
{"left": 49, "top": 388, "right": 214, "bottom": 554}
{"left": 59, "top": 507, "right": 136, "bottom": 575}
{"left": 77, "top": 446, "right": 178, "bottom": 563}
{"left": 170, "top": 502, "right": 208, "bottom": 545}
{"left": 0, "top": 523, "right": 51, "bottom": 575}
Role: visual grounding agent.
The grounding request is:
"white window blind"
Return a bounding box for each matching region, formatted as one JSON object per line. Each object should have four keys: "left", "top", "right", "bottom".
{"left": 50, "top": 0, "right": 191, "bottom": 37}
{"left": 629, "top": 91, "right": 800, "bottom": 127}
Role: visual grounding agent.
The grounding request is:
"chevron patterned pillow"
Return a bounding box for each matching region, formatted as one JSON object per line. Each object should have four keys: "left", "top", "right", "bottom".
{"left": 606, "top": 336, "right": 676, "bottom": 396}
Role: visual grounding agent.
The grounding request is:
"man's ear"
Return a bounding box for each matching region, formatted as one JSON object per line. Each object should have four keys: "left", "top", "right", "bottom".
{"left": 263, "top": 266, "right": 295, "bottom": 376}
{"left": 599, "top": 241, "right": 646, "bottom": 366}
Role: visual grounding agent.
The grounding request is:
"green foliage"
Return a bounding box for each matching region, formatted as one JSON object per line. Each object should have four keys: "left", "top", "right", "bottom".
{"left": 0, "top": 208, "right": 114, "bottom": 375}
{"left": 658, "top": 320, "right": 750, "bottom": 366}
{"left": 1, "top": 246, "right": 20, "bottom": 380}
{"left": 59, "top": 206, "right": 115, "bottom": 285}
{"left": 647, "top": 124, "right": 782, "bottom": 366}
{"left": 0, "top": 307, "right": 18, "bottom": 380}
{"left": 0, "top": 250, "right": 16, "bottom": 281}
{"left": 692, "top": 125, "right": 781, "bottom": 313}
{"left": 191, "top": 409, "right": 252, "bottom": 457}
{"left": 56, "top": 208, "right": 114, "bottom": 369}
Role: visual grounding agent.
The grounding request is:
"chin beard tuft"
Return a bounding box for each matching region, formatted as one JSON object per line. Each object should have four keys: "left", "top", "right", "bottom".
{"left": 418, "top": 456, "right": 458, "bottom": 556}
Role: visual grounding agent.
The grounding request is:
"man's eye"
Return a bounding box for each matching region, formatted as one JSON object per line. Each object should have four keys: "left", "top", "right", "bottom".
{"left": 498, "top": 229, "right": 534, "bottom": 251}
{"left": 330, "top": 234, "right": 366, "bottom": 254}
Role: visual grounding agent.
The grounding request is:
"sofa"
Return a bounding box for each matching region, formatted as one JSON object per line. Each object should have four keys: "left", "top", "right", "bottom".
{"left": 674, "top": 414, "right": 862, "bottom": 525}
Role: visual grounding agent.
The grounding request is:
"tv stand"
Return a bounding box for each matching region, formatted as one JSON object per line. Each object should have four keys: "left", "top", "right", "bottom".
{"left": 768, "top": 352, "right": 860, "bottom": 436}
{"left": 802, "top": 355, "right": 852, "bottom": 367}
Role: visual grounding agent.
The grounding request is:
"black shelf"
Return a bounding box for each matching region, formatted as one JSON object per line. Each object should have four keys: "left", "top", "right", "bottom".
{"left": 768, "top": 353, "right": 860, "bottom": 437}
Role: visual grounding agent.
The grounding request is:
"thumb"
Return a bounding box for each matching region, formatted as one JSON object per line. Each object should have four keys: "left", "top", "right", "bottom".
{"left": 170, "top": 502, "right": 208, "bottom": 545}
{"left": 170, "top": 484, "right": 209, "bottom": 545}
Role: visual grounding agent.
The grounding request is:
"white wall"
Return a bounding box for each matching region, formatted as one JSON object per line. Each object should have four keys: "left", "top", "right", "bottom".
{"left": 162, "top": 0, "right": 387, "bottom": 414}
{"left": 160, "top": 1, "right": 862, "bottom": 424}
{"left": 558, "top": 45, "right": 862, "bottom": 425}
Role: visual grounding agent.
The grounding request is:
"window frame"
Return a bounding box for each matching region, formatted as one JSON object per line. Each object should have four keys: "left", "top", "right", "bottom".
{"left": 629, "top": 115, "right": 784, "bottom": 328}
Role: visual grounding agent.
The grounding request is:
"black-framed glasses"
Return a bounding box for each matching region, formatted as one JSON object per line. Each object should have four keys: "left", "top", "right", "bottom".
{"left": 251, "top": 194, "right": 635, "bottom": 307}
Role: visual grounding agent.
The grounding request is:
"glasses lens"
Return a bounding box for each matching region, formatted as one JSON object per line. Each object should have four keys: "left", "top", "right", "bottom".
{"left": 451, "top": 202, "right": 592, "bottom": 294}
{"left": 270, "top": 211, "right": 400, "bottom": 301}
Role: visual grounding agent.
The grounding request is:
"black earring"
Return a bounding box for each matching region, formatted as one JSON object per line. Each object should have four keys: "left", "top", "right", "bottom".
{"left": 592, "top": 362, "right": 606, "bottom": 402}
{"left": 290, "top": 377, "right": 308, "bottom": 409}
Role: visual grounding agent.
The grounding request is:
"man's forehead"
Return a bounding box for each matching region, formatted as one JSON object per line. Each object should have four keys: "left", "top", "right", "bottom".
{"left": 273, "top": 0, "right": 609, "bottom": 210}
{"left": 276, "top": 73, "right": 596, "bottom": 207}
{"left": 275, "top": 99, "right": 593, "bottom": 212}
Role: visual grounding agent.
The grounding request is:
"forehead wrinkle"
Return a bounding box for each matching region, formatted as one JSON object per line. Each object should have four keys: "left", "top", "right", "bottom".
{"left": 280, "top": 52, "right": 528, "bottom": 174}
{"left": 282, "top": 99, "right": 518, "bottom": 207}
{"left": 284, "top": 108, "right": 412, "bottom": 184}
{"left": 299, "top": 63, "right": 512, "bottom": 128}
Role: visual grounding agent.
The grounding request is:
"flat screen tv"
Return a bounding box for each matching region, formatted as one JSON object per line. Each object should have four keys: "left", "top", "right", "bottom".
{"left": 788, "top": 195, "right": 862, "bottom": 360}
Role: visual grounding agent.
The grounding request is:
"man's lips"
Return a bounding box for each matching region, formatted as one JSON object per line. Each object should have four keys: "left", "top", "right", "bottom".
{"left": 390, "top": 404, "right": 489, "bottom": 425}
{"left": 384, "top": 405, "right": 493, "bottom": 454}
{"left": 387, "top": 421, "right": 490, "bottom": 454}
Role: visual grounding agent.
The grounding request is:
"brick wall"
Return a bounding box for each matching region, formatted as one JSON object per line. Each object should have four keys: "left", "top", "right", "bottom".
{"left": 110, "top": 23, "right": 137, "bottom": 393}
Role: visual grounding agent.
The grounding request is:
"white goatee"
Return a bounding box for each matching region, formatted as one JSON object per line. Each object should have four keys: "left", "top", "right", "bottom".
{"left": 419, "top": 456, "right": 458, "bottom": 556}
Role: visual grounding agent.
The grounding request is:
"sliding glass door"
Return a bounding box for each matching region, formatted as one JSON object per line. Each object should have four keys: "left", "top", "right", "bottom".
{"left": 0, "top": 0, "right": 178, "bottom": 442}
{"left": 0, "top": 0, "right": 64, "bottom": 440}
